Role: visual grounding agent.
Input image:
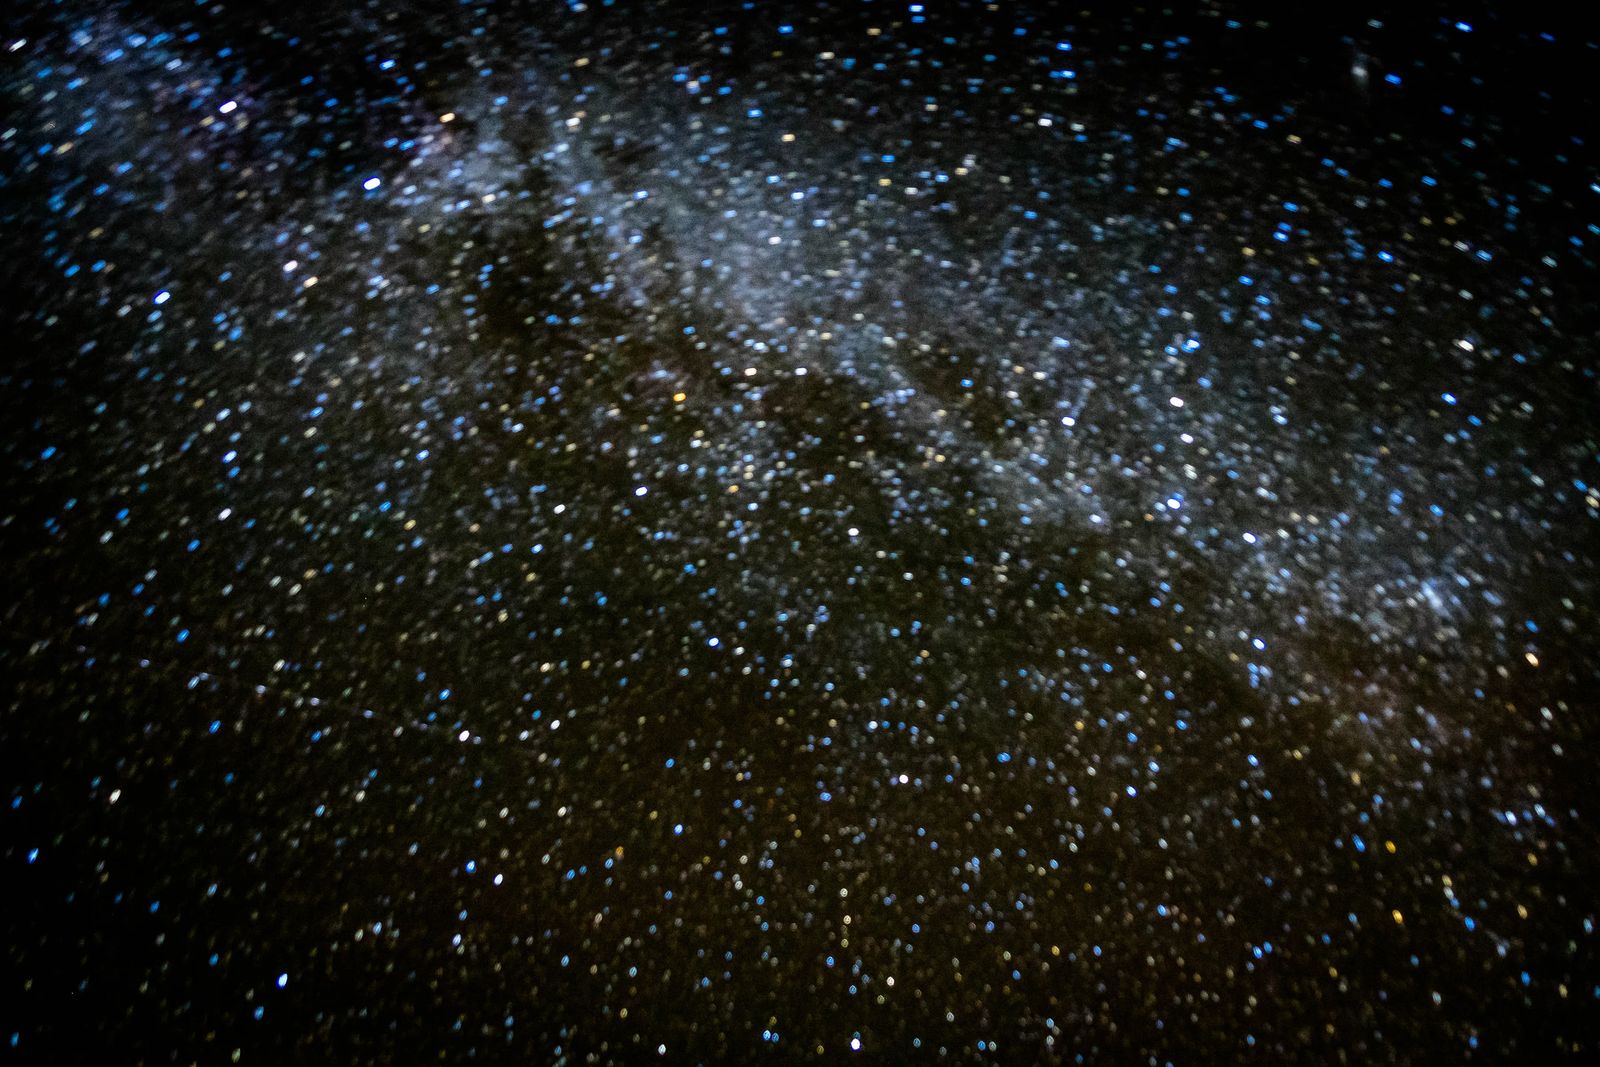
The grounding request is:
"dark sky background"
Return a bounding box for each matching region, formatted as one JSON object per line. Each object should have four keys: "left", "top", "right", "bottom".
{"left": 4, "top": 0, "right": 1598, "bottom": 1061}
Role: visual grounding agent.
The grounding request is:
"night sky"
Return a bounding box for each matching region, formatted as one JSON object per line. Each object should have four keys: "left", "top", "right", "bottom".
{"left": 4, "top": 0, "right": 1598, "bottom": 1061}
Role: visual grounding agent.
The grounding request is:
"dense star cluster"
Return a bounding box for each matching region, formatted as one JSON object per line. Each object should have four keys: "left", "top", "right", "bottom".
{"left": 4, "top": 0, "right": 1597, "bottom": 1061}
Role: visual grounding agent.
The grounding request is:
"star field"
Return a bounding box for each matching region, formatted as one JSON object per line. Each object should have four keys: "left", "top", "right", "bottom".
{"left": 4, "top": 0, "right": 1598, "bottom": 1061}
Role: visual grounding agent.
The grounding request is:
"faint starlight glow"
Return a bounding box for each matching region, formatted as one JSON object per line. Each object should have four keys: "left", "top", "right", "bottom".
{"left": 3, "top": 2, "right": 1594, "bottom": 1063}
